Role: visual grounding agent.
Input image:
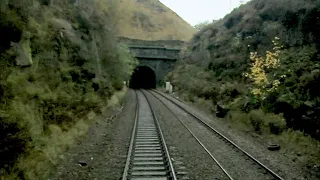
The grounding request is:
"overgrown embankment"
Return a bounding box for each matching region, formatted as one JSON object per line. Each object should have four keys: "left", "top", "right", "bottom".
{"left": 168, "top": 0, "right": 320, "bottom": 177}
{"left": 0, "top": 0, "right": 136, "bottom": 179}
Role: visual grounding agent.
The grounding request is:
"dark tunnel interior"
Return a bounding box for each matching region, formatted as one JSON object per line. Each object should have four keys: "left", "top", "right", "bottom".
{"left": 130, "top": 66, "right": 156, "bottom": 89}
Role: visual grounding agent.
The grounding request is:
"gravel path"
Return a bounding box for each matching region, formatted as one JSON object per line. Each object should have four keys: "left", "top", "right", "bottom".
{"left": 155, "top": 90, "right": 313, "bottom": 180}
{"left": 150, "top": 91, "right": 277, "bottom": 180}
{"left": 144, "top": 90, "right": 229, "bottom": 180}
{"left": 50, "top": 89, "right": 136, "bottom": 180}
{"left": 48, "top": 88, "right": 315, "bottom": 179}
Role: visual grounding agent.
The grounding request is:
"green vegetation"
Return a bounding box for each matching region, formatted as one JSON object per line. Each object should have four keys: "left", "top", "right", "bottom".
{"left": 0, "top": 0, "right": 136, "bottom": 179}
{"left": 168, "top": 0, "right": 320, "bottom": 177}
{"left": 194, "top": 21, "right": 212, "bottom": 31}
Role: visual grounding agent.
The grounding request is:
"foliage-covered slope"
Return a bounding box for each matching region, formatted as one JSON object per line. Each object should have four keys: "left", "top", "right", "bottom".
{"left": 168, "top": 1, "right": 320, "bottom": 177}
{"left": 0, "top": 0, "right": 136, "bottom": 178}
{"left": 169, "top": 0, "right": 320, "bottom": 139}
{"left": 110, "top": 0, "right": 196, "bottom": 41}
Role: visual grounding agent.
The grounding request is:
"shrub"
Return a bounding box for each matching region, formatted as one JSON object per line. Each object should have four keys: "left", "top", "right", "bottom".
{"left": 249, "top": 109, "right": 264, "bottom": 132}
{"left": 0, "top": 0, "right": 136, "bottom": 178}
{"left": 228, "top": 110, "right": 251, "bottom": 125}
{"left": 168, "top": 0, "right": 320, "bottom": 140}
{"left": 265, "top": 113, "right": 287, "bottom": 134}
{"left": 248, "top": 109, "right": 287, "bottom": 134}
{"left": 229, "top": 95, "right": 253, "bottom": 112}
{"left": 224, "top": 12, "right": 243, "bottom": 29}
{"left": 194, "top": 21, "right": 211, "bottom": 31}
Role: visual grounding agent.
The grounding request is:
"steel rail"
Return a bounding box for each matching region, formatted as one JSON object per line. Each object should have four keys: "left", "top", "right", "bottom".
{"left": 145, "top": 90, "right": 234, "bottom": 180}
{"left": 122, "top": 90, "right": 139, "bottom": 180}
{"left": 141, "top": 90, "right": 177, "bottom": 180}
{"left": 151, "top": 89, "right": 285, "bottom": 180}
{"left": 122, "top": 90, "right": 177, "bottom": 180}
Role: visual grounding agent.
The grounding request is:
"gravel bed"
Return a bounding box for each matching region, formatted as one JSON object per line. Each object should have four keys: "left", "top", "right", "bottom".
{"left": 155, "top": 90, "right": 311, "bottom": 180}
{"left": 50, "top": 89, "right": 137, "bottom": 180}
{"left": 144, "top": 91, "right": 228, "bottom": 180}
{"left": 151, "top": 91, "right": 276, "bottom": 180}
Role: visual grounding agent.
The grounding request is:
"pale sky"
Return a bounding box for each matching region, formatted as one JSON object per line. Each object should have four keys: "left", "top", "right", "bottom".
{"left": 159, "top": 0, "right": 250, "bottom": 25}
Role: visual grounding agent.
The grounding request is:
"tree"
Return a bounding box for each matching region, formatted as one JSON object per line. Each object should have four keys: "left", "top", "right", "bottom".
{"left": 244, "top": 37, "right": 286, "bottom": 100}
{"left": 194, "top": 20, "right": 211, "bottom": 31}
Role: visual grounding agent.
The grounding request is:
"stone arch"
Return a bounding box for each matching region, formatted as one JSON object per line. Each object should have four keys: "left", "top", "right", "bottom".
{"left": 136, "top": 61, "right": 156, "bottom": 73}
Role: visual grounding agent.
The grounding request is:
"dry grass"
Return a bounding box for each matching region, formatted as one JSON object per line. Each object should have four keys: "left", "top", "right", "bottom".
{"left": 107, "top": 87, "right": 128, "bottom": 108}
{"left": 279, "top": 130, "right": 320, "bottom": 164}
{"left": 227, "top": 110, "right": 319, "bottom": 174}
{"left": 111, "top": 0, "right": 196, "bottom": 41}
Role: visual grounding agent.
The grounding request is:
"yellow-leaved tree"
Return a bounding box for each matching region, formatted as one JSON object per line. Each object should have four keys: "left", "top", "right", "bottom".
{"left": 245, "top": 37, "right": 286, "bottom": 100}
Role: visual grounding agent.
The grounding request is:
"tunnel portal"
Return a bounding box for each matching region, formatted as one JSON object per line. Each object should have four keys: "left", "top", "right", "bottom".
{"left": 130, "top": 66, "right": 156, "bottom": 89}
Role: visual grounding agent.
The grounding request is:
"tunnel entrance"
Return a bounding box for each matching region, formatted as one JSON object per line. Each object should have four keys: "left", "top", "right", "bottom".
{"left": 130, "top": 66, "right": 156, "bottom": 89}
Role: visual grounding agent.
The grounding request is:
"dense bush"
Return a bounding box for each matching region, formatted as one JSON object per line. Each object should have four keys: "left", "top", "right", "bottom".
{"left": 168, "top": 0, "right": 320, "bottom": 140}
{"left": 0, "top": 0, "right": 136, "bottom": 178}
{"left": 227, "top": 109, "right": 287, "bottom": 135}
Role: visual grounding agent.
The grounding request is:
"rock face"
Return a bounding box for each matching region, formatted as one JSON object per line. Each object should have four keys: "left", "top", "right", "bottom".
{"left": 15, "top": 40, "right": 32, "bottom": 67}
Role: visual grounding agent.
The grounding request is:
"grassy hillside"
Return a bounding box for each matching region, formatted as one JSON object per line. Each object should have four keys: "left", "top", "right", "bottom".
{"left": 0, "top": 0, "right": 136, "bottom": 179}
{"left": 168, "top": 0, "right": 320, "bottom": 177}
{"left": 110, "top": 0, "right": 196, "bottom": 41}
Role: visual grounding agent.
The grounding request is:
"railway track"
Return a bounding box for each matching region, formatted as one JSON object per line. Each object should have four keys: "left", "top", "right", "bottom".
{"left": 122, "top": 90, "right": 176, "bottom": 180}
{"left": 147, "top": 89, "right": 284, "bottom": 180}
